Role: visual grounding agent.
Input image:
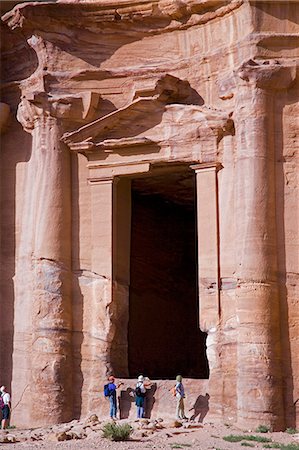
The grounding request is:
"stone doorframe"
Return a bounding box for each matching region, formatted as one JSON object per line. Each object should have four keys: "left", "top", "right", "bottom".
{"left": 84, "top": 160, "right": 222, "bottom": 377}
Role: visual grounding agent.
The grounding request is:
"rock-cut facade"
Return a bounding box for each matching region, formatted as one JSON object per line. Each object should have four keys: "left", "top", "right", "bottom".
{"left": 0, "top": 0, "right": 298, "bottom": 431}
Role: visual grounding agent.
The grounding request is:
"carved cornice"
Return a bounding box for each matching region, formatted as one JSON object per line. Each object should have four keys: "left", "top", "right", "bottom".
{"left": 2, "top": 0, "right": 243, "bottom": 35}
{"left": 62, "top": 74, "right": 194, "bottom": 148}
{"left": 61, "top": 74, "right": 233, "bottom": 154}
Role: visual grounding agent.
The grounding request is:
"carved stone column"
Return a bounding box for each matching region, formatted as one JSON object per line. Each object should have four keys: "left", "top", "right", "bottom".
{"left": 234, "top": 60, "right": 296, "bottom": 430}
{"left": 14, "top": 97, "right": 73, "bottom": 425}
{"left": 14, "top": 91, "right": 99, "bottom": 426}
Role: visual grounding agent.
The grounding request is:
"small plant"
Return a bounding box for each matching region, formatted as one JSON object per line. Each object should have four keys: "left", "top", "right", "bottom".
{"left": 171, "top": 445, "right": 192, "bottom": 449}
{"left": 223, "top": 435, "right": 245, "bottom": 442}
{"left": 279, "top": 445, "right": 299, "bottom": 450}
{"left": 286, "top": 429, "right": 298, "bottom": 435}
{"left": 223, "top": 434, "right": 272, "bottom": 443}
{"left": 241, "top": 443, "right": 255, "bottom": 447}
{"left": 102, "top": 422, "right": 133, "bottom": 441}
{"left": 264, "top": 444, "right": 281, "bottom": 449}
{"left": 243, "top": 435, "right": 272, "bottom": 443}
{"left": 256, "top": 425, "right": 271, "bottom": 433}
{"left": 264, "top": 445, "right": 299, "bottom": 450}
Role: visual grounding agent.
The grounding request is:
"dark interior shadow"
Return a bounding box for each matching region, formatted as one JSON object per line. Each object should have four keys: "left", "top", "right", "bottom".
{"left": 119, "top": 387, "right": 135, "bottom": 420}
{"left": 128, "top": 189, "right": 209, "bottom": 379}
{"left": 70, "top": 153, "right": 84, "bottom": 419}
{"left": 144, "top": 383, "right": 157, "bottom": 419}
{"left": 189, "top": 393, "right": 210, "bottom": 423}
{"left": 275, "top": 83, "right": 299, "bottom": 429}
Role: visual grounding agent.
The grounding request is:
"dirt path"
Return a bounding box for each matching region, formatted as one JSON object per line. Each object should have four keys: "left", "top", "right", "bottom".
{"left": 1, "top": 418, "right": 299, "bottom": 450}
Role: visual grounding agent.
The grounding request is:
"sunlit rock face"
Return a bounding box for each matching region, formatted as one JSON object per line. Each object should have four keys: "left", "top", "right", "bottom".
{"left": 0, "top": 0, "right": 298, "bottom": 431}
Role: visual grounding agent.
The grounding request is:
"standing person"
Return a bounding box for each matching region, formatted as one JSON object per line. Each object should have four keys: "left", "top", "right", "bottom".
{"left": 0, "top": 386, "right": 11, "bottom": 429}
{"left": 135, "top": 375, "right": 147, "bottom": 419}
{"left": 106, "top": 376, "right": 123, "bottom": 420}
{"left": 175, "top": 375, "right": 187, "bottom": 420}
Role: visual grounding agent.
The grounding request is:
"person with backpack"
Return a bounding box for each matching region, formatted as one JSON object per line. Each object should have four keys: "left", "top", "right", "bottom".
{"left": 174, "top": 375, "right": 187, "bottom": 420}
{"left": 0, "top": 386, "right": 11, "bottom": 429}
{"left": 104, "top": 376, "right": 123, "bottom": 420}
{"left": 135, "top": 375, "right": 147, "bottom": 419}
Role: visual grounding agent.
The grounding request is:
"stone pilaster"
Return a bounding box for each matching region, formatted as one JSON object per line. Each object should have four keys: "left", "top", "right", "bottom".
{"left": 234, "top": 60, "right": 296, "bottom": 430}
{"left": 191, "top": 162, "right": 222, "bottom": 419}
{"left": 86, "top": 163, "right": 149, "bottom": 384}
{"left": 191, "top": 163, "right": 221, "bottom": 332}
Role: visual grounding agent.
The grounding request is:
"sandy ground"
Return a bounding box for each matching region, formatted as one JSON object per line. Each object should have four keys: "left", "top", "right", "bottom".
{"left": 1, "top": 420, "right": 298, "bottom": 450}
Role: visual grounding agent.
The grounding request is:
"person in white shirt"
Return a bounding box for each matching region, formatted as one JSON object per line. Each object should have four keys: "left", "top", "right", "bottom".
{"left": 175, "top": 375, "right": 187, "bottom": 420}
{"left": 0, "top": 386, "right": 11, "bottom": 429}
{"left": 135, "top": 375, "right": 154, "bottom": 419}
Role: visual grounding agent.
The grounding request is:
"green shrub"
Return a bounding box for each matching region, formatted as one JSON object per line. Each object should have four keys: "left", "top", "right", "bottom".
{"left": 264, "top": 444, "right": 299, "bottom": 450}
{"left": 223, "top": 434, "right": 272, "bottom": 443}
{"left": 264, "top": 444, "right": 281, "bottom": 449}
{"left": 102, "top": 422, "right": 133, "bottom": 441}
{"left": 170, "top": 444, "right": 191, "bottom": 448}
{"left": 243, "top": 435, "right": 272, "bottom": 443}
{"left": 286, "top": 429, "right": 298, "bottom": 435}
{"left": 256, "top": 425, "right": 271, "bottom": 433}
{"left": 223, "top": 435, "right": 245, "bottom": 442}
{"left": 171, "top": 445, "right": 192, "bottom": 449}
{"left": 241, "top": 443, "right": 255, "bottom": 447}
{"left": 278, "top": 445, "right": 299, "bottom": 450}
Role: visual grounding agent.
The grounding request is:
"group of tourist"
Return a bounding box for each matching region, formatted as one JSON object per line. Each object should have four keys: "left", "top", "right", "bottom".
{"left": 1, "top": 376, "right": 187, "bottom": 428}
{"left": 0, "top": 386, "right": 11, "bottom": 429}
{"left": 105, "top": 374, "right": 187, "bottom": 421}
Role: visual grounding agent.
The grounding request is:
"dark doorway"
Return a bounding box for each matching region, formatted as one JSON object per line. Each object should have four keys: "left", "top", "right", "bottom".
{"left": 128, "top": 168, "right": 209, "bottom": 379}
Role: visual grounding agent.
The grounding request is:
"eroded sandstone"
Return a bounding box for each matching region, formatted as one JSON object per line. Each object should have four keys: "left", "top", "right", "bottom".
{"left": 0, "top": 0, "right": 298, "bottom": 431}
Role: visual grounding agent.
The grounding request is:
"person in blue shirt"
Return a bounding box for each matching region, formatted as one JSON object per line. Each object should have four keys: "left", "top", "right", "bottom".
{"left": 107, "top": 376, "right": 123, "bottom": 420}
{"left": 175, "top": 375, "right": 187, "bottom": 420}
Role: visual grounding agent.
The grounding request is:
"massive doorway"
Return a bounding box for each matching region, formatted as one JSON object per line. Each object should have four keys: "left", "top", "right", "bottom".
{"left": 128, "top": 166, "right": 209, "bottom": 379}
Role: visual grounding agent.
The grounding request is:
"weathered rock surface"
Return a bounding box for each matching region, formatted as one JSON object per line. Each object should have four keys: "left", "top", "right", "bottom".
{"left": 0, "top": 0, "right": 298, "bottom": 432}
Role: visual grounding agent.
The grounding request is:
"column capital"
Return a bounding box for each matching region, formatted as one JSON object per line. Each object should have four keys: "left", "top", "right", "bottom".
{"left": 190, "top": 162, "right": 223, "bottom": 173}
{"left": 87, "top": 176, "right": 118, "bottom": 186}
{"left": 235, "top": 59, "right": 297, "bottom": 91}
{"left": 17, "top": 91, "right": 100, "bottom": 133}
{"left": 218, "top": 60, "right": 297, "bottom": 100}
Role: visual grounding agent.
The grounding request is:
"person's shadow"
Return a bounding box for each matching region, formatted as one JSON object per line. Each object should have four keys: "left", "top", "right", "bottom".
{"left": 119, "top": 387, "right": 135, "bottom": 419}
{"left": 144, "top": 383, "right": 157, "bottom": 419}
{"left": 189, "top": 393, "right": 210, "bottom": 422}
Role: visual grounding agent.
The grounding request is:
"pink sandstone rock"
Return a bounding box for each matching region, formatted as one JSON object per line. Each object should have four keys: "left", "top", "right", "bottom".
{"left": 0, "top": 0, "right": 298, "bottom": 432}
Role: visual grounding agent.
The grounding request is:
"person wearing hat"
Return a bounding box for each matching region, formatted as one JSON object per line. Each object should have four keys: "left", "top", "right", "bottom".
{"left": 135, "top": 375, "right": 147, "bottom": 419}
{"left": 175, "top": 375, "right": 187, "bottom": 420}
{"left": 0, "top": 386, "right": 11, "bottom": 429}
{"left": 106, "top": 376, "right": 123, "bottom": 420}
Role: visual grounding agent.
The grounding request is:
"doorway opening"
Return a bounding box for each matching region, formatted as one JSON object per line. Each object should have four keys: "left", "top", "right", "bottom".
{"left": 128, "top": 166, "right": 209, "bottom": 379}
